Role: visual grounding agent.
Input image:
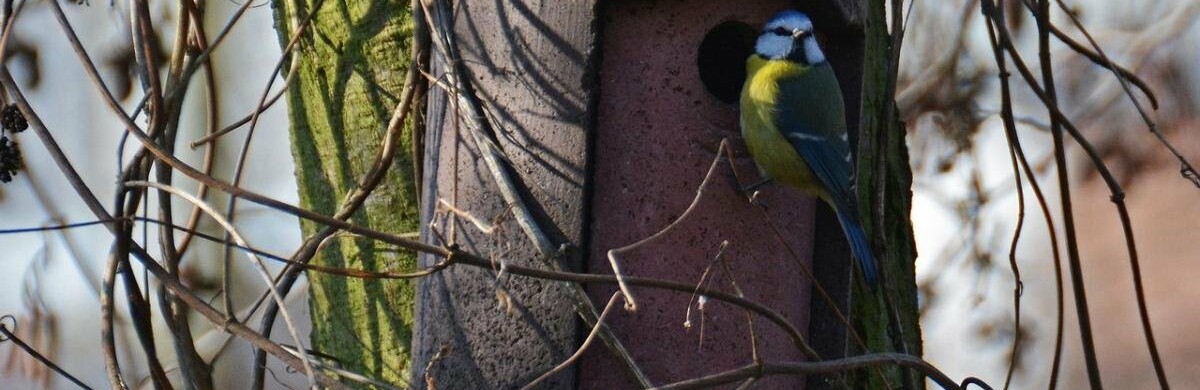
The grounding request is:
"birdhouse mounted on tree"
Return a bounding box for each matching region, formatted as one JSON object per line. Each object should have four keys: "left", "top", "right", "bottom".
{"left": 415, "top": 1, "right": 879, "bottom": 388}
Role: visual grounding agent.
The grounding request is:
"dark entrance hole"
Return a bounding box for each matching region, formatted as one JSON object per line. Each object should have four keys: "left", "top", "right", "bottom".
{"left": 697, "top": 21, "right": 757, "bottom": 104}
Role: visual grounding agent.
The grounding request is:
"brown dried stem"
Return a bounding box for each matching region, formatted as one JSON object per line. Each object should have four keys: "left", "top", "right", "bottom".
{"left": 649, "top": 353, "right": 965, "bottom": 390}
{"left": 983, "top": 14, "right": 1066, "bottom": 390}
{"left": 984, "top": 0, "right": 1172, "bottom": 388}
{"left": 521, "top": 292, "right": 625, "bottom": 390}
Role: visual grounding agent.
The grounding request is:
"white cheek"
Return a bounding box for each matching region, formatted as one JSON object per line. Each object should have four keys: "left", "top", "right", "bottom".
{"left": 803, "top": 37, "right": 825, "bottom": 64}
{"left": 755, "top": 34, "right": 791, "bottom": 59}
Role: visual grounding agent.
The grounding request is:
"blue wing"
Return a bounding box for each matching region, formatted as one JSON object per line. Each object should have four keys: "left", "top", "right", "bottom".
{"left": 775, "top": 64, "right": 878, "bottom": 285}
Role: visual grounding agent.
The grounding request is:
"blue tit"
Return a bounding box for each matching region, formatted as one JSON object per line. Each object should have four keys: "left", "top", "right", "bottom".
{"left": 740, "top": 10, "right": 878, "bottom": 286}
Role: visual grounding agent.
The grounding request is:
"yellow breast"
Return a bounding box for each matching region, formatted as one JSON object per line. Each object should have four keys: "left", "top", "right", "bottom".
{"left": 739, "top": 56, "right": 829, "bottom": 201}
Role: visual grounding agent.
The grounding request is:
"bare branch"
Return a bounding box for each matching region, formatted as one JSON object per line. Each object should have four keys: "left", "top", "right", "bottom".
{"left": 0, "top": 319, "right": 93, "bottom": 390}
{"left": 649, "top": 353, "right": 967, "bottom": 390}
{"left": 522, "top": 293, "right": 624, "bottom": 390}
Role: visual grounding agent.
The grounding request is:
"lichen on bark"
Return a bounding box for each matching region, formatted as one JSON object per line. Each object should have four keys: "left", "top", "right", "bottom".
{"left": 273, "top": 0, "right": 418, "bottom": 385}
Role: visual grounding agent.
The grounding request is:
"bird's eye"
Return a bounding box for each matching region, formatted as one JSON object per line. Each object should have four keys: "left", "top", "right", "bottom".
{"left": 770, "top": 27, "right": 790, "bottom": 36}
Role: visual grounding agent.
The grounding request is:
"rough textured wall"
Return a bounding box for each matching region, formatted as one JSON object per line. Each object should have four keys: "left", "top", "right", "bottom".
{"left": 412, "top": 2, "right": 599, "bottom": 389}
{"left": 582, "top": 1, "right": 811, "bottom": 388}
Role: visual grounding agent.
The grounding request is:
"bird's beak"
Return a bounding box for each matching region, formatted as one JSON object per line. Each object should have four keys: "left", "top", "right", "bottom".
{"left": 793, "top": 30, "right": 810, "bottom": 40}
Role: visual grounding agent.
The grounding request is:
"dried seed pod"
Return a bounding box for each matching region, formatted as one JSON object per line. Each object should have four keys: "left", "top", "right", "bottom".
{"left": 0, "top": 136, "right": 21, "bottom": 183}
{"left": 1, "top": 104, "right": 27, "bottom": 133}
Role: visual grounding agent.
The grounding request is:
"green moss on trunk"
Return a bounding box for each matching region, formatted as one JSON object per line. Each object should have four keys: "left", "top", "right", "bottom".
{"left": 273, "top": 0, "right": 416, "bottom": 385}
{"left": 853, "top": 0, "right": 924, "bottom": 388}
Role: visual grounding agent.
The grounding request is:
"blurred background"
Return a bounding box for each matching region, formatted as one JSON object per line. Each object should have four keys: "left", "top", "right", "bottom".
{"left": 903, "top": 0, "right": 1200, "bottom": 388}
{"left": 0, "top": 0, "right": 1196, "bottom": 388}
{"left": 0, "top": 1, "right": 311, "bottom": 388}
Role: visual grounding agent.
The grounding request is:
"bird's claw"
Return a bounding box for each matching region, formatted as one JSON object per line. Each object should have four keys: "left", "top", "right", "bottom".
{"left": 740, "top": 178, "right": 772, "bottom": 208}
{"left": 748, "top": 190, "right": 768, "bottom": 209}
{"left": 740, "top": 178, "right": 772, "bottom": 196}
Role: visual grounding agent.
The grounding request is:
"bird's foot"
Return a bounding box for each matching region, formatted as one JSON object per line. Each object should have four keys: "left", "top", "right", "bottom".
{"left": 740, "top": 178, "right": 772, "bottom": 195}
{"left": 748, "top": 190, "right": 769, "bottom": 209}
{"left": 740, "top": 178, "right": 772, "bottom": 207}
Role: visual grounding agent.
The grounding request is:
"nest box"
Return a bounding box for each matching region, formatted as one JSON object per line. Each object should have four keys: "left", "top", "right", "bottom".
{"left": 416, "top": 1, "right": 866, "bottom": 388}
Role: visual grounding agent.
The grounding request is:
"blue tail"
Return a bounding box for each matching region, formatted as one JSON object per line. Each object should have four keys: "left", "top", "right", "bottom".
{"left": 837, "top": 211, "right": 878, "bottom": 287}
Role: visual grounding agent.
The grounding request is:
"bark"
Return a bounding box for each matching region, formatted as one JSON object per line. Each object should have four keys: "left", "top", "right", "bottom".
{"left": 851, "top": 0, "right": 924, "bottom": 388}
{"left": 274, "top": 0, "right": 418, "bottom": 385}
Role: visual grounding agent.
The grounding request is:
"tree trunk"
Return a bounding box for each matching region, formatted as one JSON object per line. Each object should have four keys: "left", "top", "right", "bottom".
{"left": 274, "top": 0, "right": 419, "bottom": 385}
{"left": 852, "top": 0, "right": 924, "bottom": 388}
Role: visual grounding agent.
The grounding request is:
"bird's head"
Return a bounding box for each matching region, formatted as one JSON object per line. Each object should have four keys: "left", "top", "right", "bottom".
{"left": 754, "top": 10, "right": 825, "bottom": 66}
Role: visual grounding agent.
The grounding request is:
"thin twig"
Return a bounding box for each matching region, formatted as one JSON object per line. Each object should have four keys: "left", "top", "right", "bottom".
{"left": 1044, "top": 2, "right": 1173, "bottom": 384}
{"left": 217, "top": 0, "right": 317, "bottom": 326}
{"left": 685, "top": 241, "right": 729, "bottom": 332}
{"left": 0, "top": 66, "right": 351, "bottom": 390}
{"left": 985, "top": 1, "right": 1174, "bottom": 388}
{"left": 436, "top": 198, "right": 499, "bottom": 233}
{"left": 49, "top": 0, "right": 451, "bottom": 266}
{"left": 187, "top": 72, "right": 294, "bottom": 148}
{"left": 173, "top": 0, "right": 220, "bottom": 261}
{"left": 983, "top": 15, "right": 1027, "bottom": 390}
{"left": 648, "top": 353, "right": 967, "bottom": 390}
{"left": 601, "top": 139, "right": 729, "bottom": 312}
{"left": 150, "top": 1, "right": 215, "bottom": 387}
{"left": 1032, "top": 1, "right": 1099, "bottom": 386}
{"left": 0, "top": 217, "right": 442, "bottom": 280}
{"left": 279, "top": 345, "right": 408, "bottom": 390}
{"left": 438, "top": 247, "right": 811, "bottom": 361}
{"left": 82, "top": 3, "right": 176, "bottom": 387}
{"left": 1043, "top": 19, "right": 1159, "bottom": 110}
{"left": 124, "top": 181, "right": 319, "bottom": 388}
{"left": 112, "top": 155, "right": 170, "bottom": 389}
{"left": 985, "top": 30, "right": 1036, "bottom": 390}
{"left": 982, "top": 9, "right": 1068, "bottom": 390}
{"left": 0, "top": 321, "right": 94, "bottom": 390}
{"left": 734, "top": 377, "right": 759, "bottom": 390}
{"left": 159, "top": 0, "right": 261, "bottom": 107}
{"left": 521, "top": 292, "right": 624, "bottom": 390}
{"left": 715, "top": 249, "right": 763, "bottom": 369}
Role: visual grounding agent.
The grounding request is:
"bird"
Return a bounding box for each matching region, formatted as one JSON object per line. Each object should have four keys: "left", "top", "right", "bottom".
{"left": 740, "top": 10, "right": 878, "bottom": 286}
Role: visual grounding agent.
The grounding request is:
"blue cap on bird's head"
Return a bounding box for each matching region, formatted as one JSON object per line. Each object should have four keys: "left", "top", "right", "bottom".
{"left": 755, "top": 10, "right": 826, "bottom": 65}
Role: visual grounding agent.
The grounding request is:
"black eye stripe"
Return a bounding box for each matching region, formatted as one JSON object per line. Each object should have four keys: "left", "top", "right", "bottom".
{"left": 765, "top": 26, "right": 813, "bottom": 38}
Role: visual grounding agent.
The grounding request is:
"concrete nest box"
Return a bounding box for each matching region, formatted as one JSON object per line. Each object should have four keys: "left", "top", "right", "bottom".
{"left": 416, "top": 1, "right": 865, "bottom": 388}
